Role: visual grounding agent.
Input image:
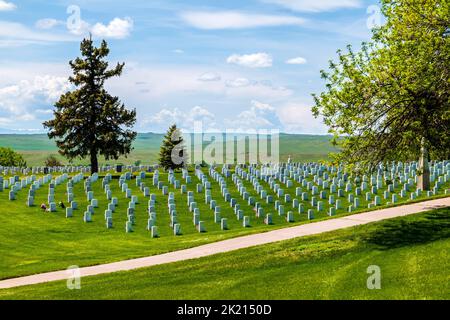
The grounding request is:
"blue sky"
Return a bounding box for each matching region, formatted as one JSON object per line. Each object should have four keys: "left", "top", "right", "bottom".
{"left": 0, "top": 0, "right": 380, "bottom": 133}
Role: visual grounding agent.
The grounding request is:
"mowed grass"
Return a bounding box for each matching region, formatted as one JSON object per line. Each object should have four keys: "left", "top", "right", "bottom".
{"left": 0, "top": 133, "right": 338, "bottom": 166}
{"left": 1, "top": 208, "right": 448, "bottom": 300}
{"left": 0, "top": 165, "right": 449, "bottom": 281}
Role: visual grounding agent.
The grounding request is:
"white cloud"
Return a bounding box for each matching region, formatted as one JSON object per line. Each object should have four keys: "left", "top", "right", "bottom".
{"left": 0, "top": 117, "right": 13, "bottom": 125}
{"left": 145, "top": 106, "right": 216, "bottom": 130}
{"left": 107, "top": 64, "right": 292, "bottom": 101}
{"left": 172, "top": 49, "right": 184, "bottom": 54}
{"left": 224, "top": 78, "right": 291, "bottom": 98}
{"left": 225, "top": 100, "right": 281, "bottom": 131}
{"left": 223, "top": 77, "right": 292, "bottom": 99}
{"left": 0, "top": 63, "right": 69, "bottom": 83}
{"left": 66, "top": 19, "right": 90, "bottom": 36}
{"left": 64, "top": 16, "right": 133, "bottom": 39}
{"left": 286, "top": 56, "right": 307, "bottom": 64}
{"left": 180, "top": 11, "right": 305, "bottom": 30}
{"left": 252, "top": 100, "right": 276, "bottom": 112}
{"left": 0, "top": 63, "right": 304, "bottom": 133}
{"left": 189, "top": 106, "right": 216, "bottom": 125}
{"left": 146, "top": 108, "right": 181, "bottom": 125}
{"left": 0, "top": 1, "right": 16, "bottom": 11}
{"left": 110, "top": 65, "right": 225, "bottom": 98}
{"left": 35, "top": 18, "right": 63, "bottom": 30}
{"left": 226, "top": 83, "right": 292, "bottom": 99}
{"left": 277, "top": 102, "right": 327, "bottom": 134}
{"left": 225, "top": 78, "right": 253, "bottom": 88}
{"left": 227, "top": 53, "right": 273, "bottom": 68}
{"left": 0, "top": 21, "right": 74, "bottom": 45}
{"left": 0, "top": 16, "right": 134, "bottom": 46}
{"left": 262, "top": 0, "right": 362, "bottom": 12}
{"left": 0, "top": 75, "right": 71, "bottom": 124}
{"left": 91, "top": 17, "right": 134, "bottom": 39}
{"left": 144, "top": 102, "right": 311, "bottom": 133}
{"left": 198, "top": 72, "right": 221, "bottom": 82}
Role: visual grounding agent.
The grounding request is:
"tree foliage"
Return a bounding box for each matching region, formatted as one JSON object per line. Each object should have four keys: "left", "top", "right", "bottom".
{"left": 312, "top": 0, "right": 450, "bottom": 172}
{"left": 0, "top": 147, "right": 26, "bottom": 167}
{"left": 159, "top": 124, "right": 188, "bottom": 171}
{"left": 43, "top": 37, "right": 137, "bottom": 173}
{"left": 44, "top": 155, "right": 63, "bottom": 167}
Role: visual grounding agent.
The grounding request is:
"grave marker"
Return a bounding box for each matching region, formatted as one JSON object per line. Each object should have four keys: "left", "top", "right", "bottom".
{"left": 106, "top": 217, "right": 113, "bottom": 229}
{"left": 126, "top": 221, "right": 133, "bottom": 233}
{"left": 83, "top": 211, "right": 92, "bottom": 223}
{"left": 221, "top": 218, "right": 228, "bottom": 230}
{"left": 243, "top": 216, "right": 250, "bottom": 227}
{"left": 151, "top": 226, "right": 159, "bottom": 238}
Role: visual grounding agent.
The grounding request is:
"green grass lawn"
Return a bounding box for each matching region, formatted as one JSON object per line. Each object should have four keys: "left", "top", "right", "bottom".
{"left": 1, "top": 207, "right": 448, "bottom": 300}
{"left": 0, "top": 166, "right": 448, "bottom": 281}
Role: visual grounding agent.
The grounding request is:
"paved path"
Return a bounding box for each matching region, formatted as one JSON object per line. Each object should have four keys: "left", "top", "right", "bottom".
{"left": 1, "top": 198, "right": 449, "bottom": 290}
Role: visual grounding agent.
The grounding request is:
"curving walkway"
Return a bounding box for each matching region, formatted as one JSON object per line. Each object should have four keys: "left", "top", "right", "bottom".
{"left": 1, "top": 197, "right": 449, "bottom": 290}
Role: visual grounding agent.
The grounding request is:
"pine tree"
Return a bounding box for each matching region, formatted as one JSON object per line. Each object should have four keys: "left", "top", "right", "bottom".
{"left": 43, "top": 37, "right": 137, "bottom": 173}
{"left": 159, "top": 124, "right": 187, "bottom": 171}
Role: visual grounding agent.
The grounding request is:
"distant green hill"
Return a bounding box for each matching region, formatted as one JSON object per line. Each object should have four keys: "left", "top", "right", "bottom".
{"left": 0, "top": 133, "right": 337, "bottom": 166}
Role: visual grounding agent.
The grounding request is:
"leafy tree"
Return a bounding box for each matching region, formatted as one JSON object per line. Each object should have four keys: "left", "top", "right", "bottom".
{"left": 43, "top": 37, "right": 137, "bottom": 173}
{"left": 44, "top": 155, "right": 63, "bottom": 167}
{"left": 312, "top": 0, "right": 449, "bottom": 172}
{"left": 159, "top": 124, "right": 187, "bottom": 171}
{"left": 0, "top": 147, "right": 26, "bottom": 167}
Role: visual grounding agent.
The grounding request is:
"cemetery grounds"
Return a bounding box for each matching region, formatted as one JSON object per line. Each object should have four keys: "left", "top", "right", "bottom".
{"left": 0, "top": 161, "right": 449, "bottom": 286}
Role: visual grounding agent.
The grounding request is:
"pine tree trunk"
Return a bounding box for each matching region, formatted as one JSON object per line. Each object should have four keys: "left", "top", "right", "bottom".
{"left": 90, "top": 150, "right": 99, "bottom": 174}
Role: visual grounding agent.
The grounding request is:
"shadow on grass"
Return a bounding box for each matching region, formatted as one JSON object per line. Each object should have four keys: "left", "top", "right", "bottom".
{"left": 363, "top": 207, "right": 450, "bottom": 250}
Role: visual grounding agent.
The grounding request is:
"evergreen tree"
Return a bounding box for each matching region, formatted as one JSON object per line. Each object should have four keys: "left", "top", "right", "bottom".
{"left": 43, "top": 37, "right": 137, "bottom": 173}
{"left": 159, "top": 124, "right": 187, "bottom": 171}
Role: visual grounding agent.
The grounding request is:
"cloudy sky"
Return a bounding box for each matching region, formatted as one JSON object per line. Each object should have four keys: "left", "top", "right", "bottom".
{"left": 0, "top": 0, "right": 380, "bottom": 134}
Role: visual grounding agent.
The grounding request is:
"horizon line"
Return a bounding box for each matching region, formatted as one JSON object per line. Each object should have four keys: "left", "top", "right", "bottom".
{"left": 0, "top": 131, "right": 332, "bottom": 136}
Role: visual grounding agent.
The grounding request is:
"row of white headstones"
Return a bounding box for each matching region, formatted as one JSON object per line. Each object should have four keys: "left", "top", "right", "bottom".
{"left": 1, "top": 161, "right": 449, "bottom": 236}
